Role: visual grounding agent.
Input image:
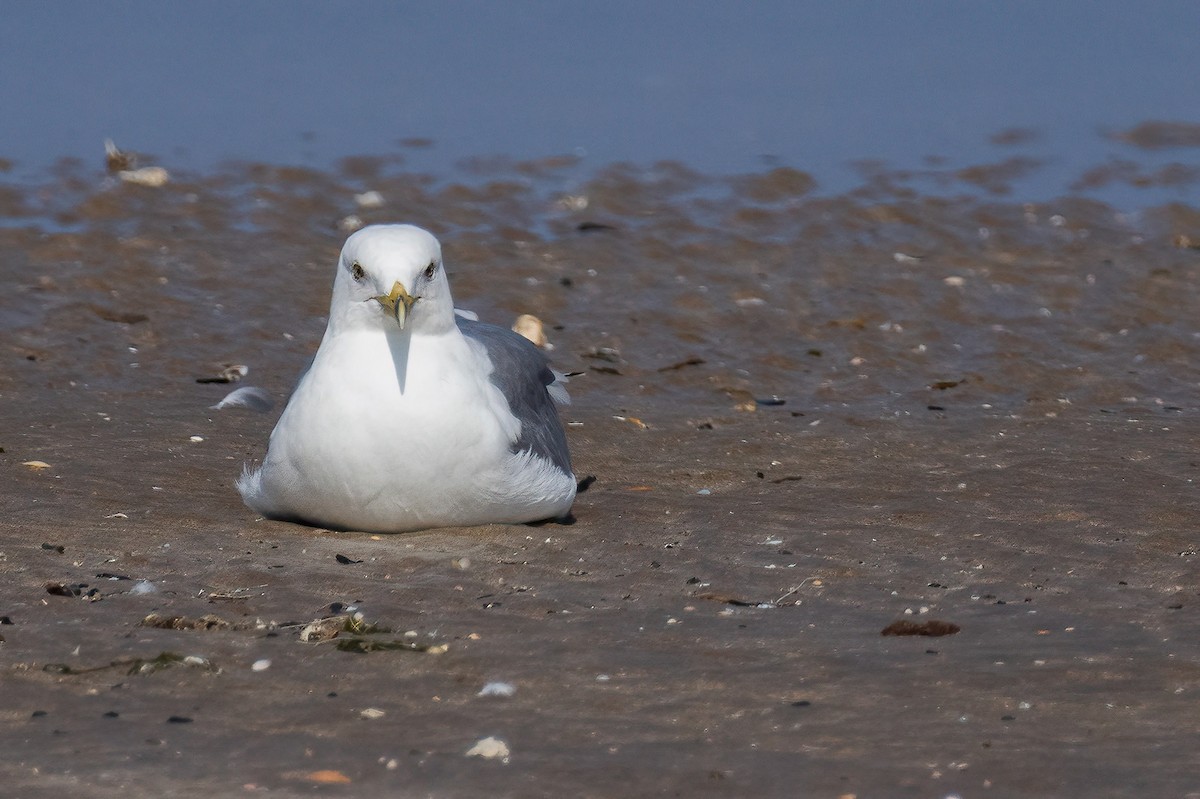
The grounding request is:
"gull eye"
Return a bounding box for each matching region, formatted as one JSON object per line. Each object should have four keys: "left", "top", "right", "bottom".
{"left": 424, "top": 261, "right": 437, "bottom": 280}
{"left": 350, "top": 262, "right": 365, "bottom": 281}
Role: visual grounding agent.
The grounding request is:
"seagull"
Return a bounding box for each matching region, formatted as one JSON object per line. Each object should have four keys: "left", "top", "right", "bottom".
{"left": 237, "top": 224, "right": 576, "bottom": 533}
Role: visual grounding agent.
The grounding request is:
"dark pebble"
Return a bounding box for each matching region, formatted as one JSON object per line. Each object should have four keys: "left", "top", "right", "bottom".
{"left": 31, "top": 710, "right": 48, "bottom": 718}
{"left": 167, "top": 716, "right": 193, "bottom": 724}
{"left": 790, "top": 700, "right": 811, "bottom": 707}
{"left": 103, "top": 711, "right": 119, "bottom": 719}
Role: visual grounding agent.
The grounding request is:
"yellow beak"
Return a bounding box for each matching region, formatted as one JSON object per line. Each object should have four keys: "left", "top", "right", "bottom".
{"left": 373, "top": 281, "right": 417, "bottom": 329}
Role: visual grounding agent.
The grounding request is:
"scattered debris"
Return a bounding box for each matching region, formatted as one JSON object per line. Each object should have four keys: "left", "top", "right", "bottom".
{"left": 298, "top": 612, "right": 449, "bottom": 655}
{"left": 694, "top": 591, "right": 772, "bottom": 608}
{"left": 881, "top": 619, "right": 961, "bottom": 637}
{"left": 196, "top": 364, "right": 249, "bottom": 384}
{"left": 44, "top": 651, "right": 219, "bottom": 676}
{"left": 657, "top": 356, "right": 705, "bottom": 372}
{"left": 45, "top": 582, "right": 101, "bottom": 601}
{"left": 299, "top": 616, "right": 345, "bottom": 643}
{"left": 22, "top": 461, "right": 52, "bottom": 471}
{"left": 141, "top": 613, "right": 234, "bottom": 631}
{"left": 294, "top": 770, "right": 352, "bottom": 785}
{"left": 577, "top": 221, "right": 616, "bottom": 232}
{"left": 613, "top": 415, "right": 648, "bottom": 429}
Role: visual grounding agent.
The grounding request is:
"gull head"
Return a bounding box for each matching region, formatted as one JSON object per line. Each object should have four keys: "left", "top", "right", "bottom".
{"left": 329, "top": 224, "right": 454, "bottom": 334}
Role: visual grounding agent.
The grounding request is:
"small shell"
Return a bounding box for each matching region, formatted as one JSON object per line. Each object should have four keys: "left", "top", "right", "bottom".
{"left": 465, "top": 736, "right": 510, "bottom": 761}
{"left": 512, "top": 314, "right": 548, "bottom": 347}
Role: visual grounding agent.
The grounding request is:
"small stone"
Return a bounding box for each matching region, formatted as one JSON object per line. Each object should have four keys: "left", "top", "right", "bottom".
{"left": 251, "top": 659, "right": 271, "bottom": 672}
{"left": 360, "top": 707, "right": 386, "bottom": 720}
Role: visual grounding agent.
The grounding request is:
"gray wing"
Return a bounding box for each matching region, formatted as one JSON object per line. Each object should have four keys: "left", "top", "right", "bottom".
{"left": 457, "top": 317, "right": 573, "bottom": 476}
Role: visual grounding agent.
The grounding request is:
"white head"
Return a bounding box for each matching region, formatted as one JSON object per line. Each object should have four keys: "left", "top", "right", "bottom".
{"left": 328, "top": 224, "right": 455, "bottom": 335}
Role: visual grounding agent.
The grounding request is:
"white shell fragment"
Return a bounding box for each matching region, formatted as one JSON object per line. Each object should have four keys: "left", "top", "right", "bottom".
{"left": 120, "top": 166, "right": 170, "bottom": 187}
{"left": 477, "top": 682, "right": 516, "bottom": 697}
{"left": 360, "top": 707, "right": 387, "bottom": 720}
{"left": 211, "top": 386, "right": 274, "bottom": 412}
{"left": 354, "top": 190, "right": 385, "bottom": 208}
{"left": 465, "top": 736, "right": 511, "bottom": 761}
{"left": 512, "top": 314, "right": 548, "bottom": 348}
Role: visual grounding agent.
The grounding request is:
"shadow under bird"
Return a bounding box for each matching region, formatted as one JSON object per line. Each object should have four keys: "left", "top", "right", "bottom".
{"left": 237, "top": 224, "right": 576, "bottom": 532}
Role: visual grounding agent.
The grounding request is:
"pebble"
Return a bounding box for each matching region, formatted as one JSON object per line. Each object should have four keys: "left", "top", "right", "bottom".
{"left": 360, "top": 707, "right": 386, "bottom": 720}
{"left": 251, "top": 659, "right": 271, "bottom": 672}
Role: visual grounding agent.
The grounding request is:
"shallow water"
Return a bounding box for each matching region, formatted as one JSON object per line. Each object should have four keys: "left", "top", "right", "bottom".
{"left": 1, "top": 149, "right": 1199, "bottom": 796}
{"left": 3, "top": 2, "right": 1200, "bottom": 208}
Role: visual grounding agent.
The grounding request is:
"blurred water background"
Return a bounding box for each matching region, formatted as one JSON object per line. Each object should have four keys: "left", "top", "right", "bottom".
{"left": 1, "top": 1, "right": 1198, "bottom": 205}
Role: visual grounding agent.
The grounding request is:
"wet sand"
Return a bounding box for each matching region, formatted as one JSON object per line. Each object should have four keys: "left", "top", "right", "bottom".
{"left": 2, "top": 155, "right": 1200, "bottom": 797}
